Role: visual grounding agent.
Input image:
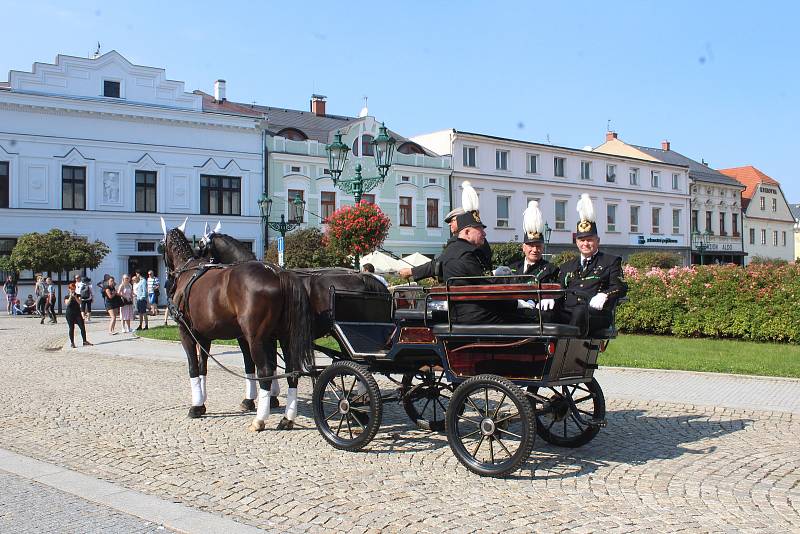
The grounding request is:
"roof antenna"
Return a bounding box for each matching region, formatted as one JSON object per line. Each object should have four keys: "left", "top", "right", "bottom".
{"left": 607, "top": 119, "right": 612, "bottom": 132}
{"left": 358, "top": 95, "right": 369, "bottom": 118}
{"left": 546, "top": 133, "right": 551, "bottom": 144}
{"left": 92, "top": 42, "right": 101, "bottom": 59}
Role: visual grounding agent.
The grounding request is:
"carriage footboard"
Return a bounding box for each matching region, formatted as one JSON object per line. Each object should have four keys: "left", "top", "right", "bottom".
{"left": 333, "top": 322, "right": 395, "bottom": 360}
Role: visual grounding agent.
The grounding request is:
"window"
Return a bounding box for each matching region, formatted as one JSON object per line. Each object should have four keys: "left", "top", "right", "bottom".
{"left": 772, "top": 198, "right": 777, "bottom": 212}
{"left": 554, "top": 157, "right": 565, "bottom": 177}
{"left": 606, "top": 164, "right": 616, "bottom": 183}
{"left": 732, "top": 213, "right": 739, "bottom": 236}
{"left": 136, "top": 242, "right": 156, "bottom": 252}
{"left": 427, "top": 177, "right": 437, "bottom": 185}
{"left": 691, "top": 210, "right": 699, "bottom": 233}
{"left": 397, "top": 142, "right": 425, "bottom": 155}
{"left": 651, "top": 171, "right": 660, "bottom": 188}
{"left": 773, "top": 230, "right": 779, "bottom": 246}
{"left": 200, "top": 175, "right": 241, "bottom": 215}
{"left": 495, "top": 150, "right": 509, "bottom": 171}
{"left": 103, "top": 80, "right": 120, "bottom": 98}
{"left": 719, "top": 213, "right": 726, "bottom": 236}
{"left": 749, "top": 228, "right": 755, "bottom": 245}
{"left": 399, "top": 196, "right": 413, "bottom": 227}
{"left": 629, "top": 168, "right": 639, "bottom": 185}
{"left": 672, "top": 173, "right": 680, "bottom": 190}
{"left": 673, "top": 209, "right": 681, "bottom": 234}
{"left": 652, "top": 207, "right": 661, "bottom": 234}
{"left": 496, "top": 196, "right": 510, "bottom": 227}
{"left": 705, "top": 211, "right": 713, "bottom": 234}
{"left": 555, "top": 200, "right": 567, "bottom": 230}
{"left": 607, "top": 204, "right": 617, "bottom": 232}
{"left": 290, "top": 166, "right": 301, "bottom": 173}
{"left": 426, "top": 198, "right": 439, "bottom": 228}
{"left": 760, "top": 197, "right": 765, "bottom": 210}
{"left": 783, "top": 231, "right": 787, "bottom": 246}
{"left": 580, "top": 161, "right": 591, "bottom": 180}
{"left": 401, "top": 175, "right": 411, "bottom": 183}
{"left": 760, "top": 229, "right": 766, "bottom": 245}
{"left": 135, "top": 170, "right": 157, "bottom": 213}
{"left": 62, "top": 166, "right": 86, "bottom": 210}
{"left": 463, "top": 146, "right": 476, "bottom": 167}
{"left": 276, "top": 128, "right": 308, "bottom": 141}
{"left": 287, "top": 189, "right": 304, "bottom": 222}
{"left": 361, "top": 194, "right": 375, "bottom": 204}
{"left": 630, "top": 205, "right": 640, "bottom": 233}
{"left": 0, "top": 161, "right": 8, "bottom": 208}
{"left": 320, "top": 191, "right": 336, "bottom": 222}
{"left": 361, "top": 135, "right": 374, "bottom": 157}
{"left": 526, "top": 153, "right": 539, "bottom": 174}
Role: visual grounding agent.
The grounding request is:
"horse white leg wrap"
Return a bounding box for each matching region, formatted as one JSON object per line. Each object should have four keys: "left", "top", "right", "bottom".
{"left": 190, "top": 377, "right": 203, "bottom": 406}
{"left": 245, "top": 373, "right": 257, "bottom": 400}
{"left": 270, "top": 379, "right": 280, "bottom": 397}
{"left": 199, "top": 375, "right": 207, "bottom": 404}
{"left": 285, "top": 388, "right": 298, "bottom": 421}
{"left": 256, "top": 387, "right": 271, "bottom": 421}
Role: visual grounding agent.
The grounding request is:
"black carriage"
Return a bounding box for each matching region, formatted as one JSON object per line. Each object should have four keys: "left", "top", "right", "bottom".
{"left": 310, "top": 277, "right": 622, "bottom": 477}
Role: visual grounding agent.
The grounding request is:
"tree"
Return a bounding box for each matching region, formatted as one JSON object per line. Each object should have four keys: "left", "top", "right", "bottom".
{"left": 265, "top": 227, "right": 350, "bottom": 268}
{"left": 490, "top": 241, "right": 524, "bottom": 268}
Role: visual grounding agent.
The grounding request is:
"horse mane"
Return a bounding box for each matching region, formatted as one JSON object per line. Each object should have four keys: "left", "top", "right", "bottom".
{"left": 210, "top": 233, "right": 256, "bottom": 262}
{"left": 166, "top": 228, "right": 194, "bottom": 264}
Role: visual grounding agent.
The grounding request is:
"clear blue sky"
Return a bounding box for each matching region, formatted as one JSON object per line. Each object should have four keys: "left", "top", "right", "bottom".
{"left": 3, "top": 1, "right": 799, "bottom": 200}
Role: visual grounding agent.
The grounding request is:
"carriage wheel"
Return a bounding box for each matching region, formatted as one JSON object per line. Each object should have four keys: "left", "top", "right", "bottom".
{"left": 312, "top": 361, "right": 382, "bottom": 452}
{"left": 401, "top": 368, "right": 454, "bottom": 432}
{"left": 446, "top": 374, "right": 535, "bottom": 478}
{"left": 529, "top": 377, "right": 606, "bottom": 448}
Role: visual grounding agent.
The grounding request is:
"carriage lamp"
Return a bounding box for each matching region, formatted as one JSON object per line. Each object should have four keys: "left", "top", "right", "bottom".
{"left": 691, "top": 230, "right": 712, "bottom": 265}
{"left": 324, "top": 123, "right": 396, "bottom": 204}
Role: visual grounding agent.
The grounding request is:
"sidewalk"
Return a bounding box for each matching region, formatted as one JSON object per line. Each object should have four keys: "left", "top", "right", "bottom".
{"left": 78, "top": 321, "right": 800, "bottom": 415}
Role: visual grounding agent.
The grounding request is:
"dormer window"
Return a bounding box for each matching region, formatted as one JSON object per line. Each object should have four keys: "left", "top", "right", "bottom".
{"left": 103, "top": 80, "right": 121, "bottom": 98}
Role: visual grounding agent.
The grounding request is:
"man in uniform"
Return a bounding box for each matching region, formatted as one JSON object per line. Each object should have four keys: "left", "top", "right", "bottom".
{"left": 556, "top": 194, "right": 627, "bottom": 334}
{"left": 509, "top": 201, "right": 559, "bottom": 285}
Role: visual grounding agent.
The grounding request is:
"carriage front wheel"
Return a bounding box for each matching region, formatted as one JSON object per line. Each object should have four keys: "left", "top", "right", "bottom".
{"left": 312, "top": 361, "right": 383, "bottom": 452}
{"left": 529, "top": 377, "right": 606, "bottom": 448}
{"left": 445, "top": 374, "right": 535, "bottom": 477}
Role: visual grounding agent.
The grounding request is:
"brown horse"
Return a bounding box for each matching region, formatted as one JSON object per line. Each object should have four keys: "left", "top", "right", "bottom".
{"left": 162, "top": 220, "right": 314, "bottom": 431}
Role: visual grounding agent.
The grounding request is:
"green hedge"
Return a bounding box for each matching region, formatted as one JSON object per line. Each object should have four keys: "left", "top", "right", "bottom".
{"left": 616, "top": 263, "right": 800, "bottom": 343}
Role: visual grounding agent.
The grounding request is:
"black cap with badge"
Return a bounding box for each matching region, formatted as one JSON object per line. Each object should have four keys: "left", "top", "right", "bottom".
{"left": 575, "top": 193, "right": 598, "bottom": 238}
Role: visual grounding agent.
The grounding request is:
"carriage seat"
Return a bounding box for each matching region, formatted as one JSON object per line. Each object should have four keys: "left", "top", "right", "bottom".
{"left": 431, "top": 323, "right": 580, "bottom": 337}
{"left": 393, "top": 309, "right": 449, "bottom": 323}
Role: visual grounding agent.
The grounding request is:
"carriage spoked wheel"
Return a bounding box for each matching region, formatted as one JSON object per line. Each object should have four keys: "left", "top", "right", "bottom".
{"left": 529, "top": 377, "right": 606, "bottom": 448}
{"left": 312, "top": 361, "right": 383, "bottom": 452}
{"left": 446, "top": 374, "right": 535, "bottom": 477}
{"left": 401, "top": 368, "right": 454, "bottom": 432}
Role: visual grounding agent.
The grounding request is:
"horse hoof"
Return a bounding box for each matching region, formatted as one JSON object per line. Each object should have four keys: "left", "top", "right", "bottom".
{"left": 248, "top": 419, "right": 266, "bottom": 432}
{"left": 270, "top": 396, "right": 281, "bottom": 409}
{"left": 239, "top": 399, "right": 256, "bottom": 412}
{"left": 188, "top": 405, "right": 206, "bottom": 418}
{"left": 276, "top": 417, "right": 294, "bottom": 430}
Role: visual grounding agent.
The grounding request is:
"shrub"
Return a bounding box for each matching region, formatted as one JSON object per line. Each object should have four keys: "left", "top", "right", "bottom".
{"left": 749, "top": 256, "right": 789, "bottom": 266}
{"left": 625, "top": 251, "right": 682, "bottom": 269}
{"left": 490, "top": 241, "right": 523, "bottom": 268}
{"left": 550, "top": 250, "right": 578, "bottom": 266}
{"left": 265, "top": 228, "right": 350, "bottom": 268}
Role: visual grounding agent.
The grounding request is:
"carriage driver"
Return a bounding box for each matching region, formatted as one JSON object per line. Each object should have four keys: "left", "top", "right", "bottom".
{"left": 555, "top": 194, "right": 627, "bottom": 335}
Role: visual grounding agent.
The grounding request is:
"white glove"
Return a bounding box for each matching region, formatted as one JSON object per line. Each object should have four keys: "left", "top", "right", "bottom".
{"left": 589, "top": 293, "right": 608, "bottom": 310}
{"left": 493, "top": 266, "right": 513, "bottom": 276}
{"left": 517, "top": 299, "right": 536, "bottom": 310}
{"left": 537, "top": 299, "right": 555, "bottom": 311}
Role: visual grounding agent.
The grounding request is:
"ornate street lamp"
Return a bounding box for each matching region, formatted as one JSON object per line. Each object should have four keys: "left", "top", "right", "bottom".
{"left": 258, "top": 192, "right": 306, "bottom": 267}
{"left": 543, "top": 222, "right": 552, "bottom": 255}
{"left": 692, "top": 230, "right": 712, "bottom": 265}
{"left": 325, "top": 123, "right": 396, "bottom": 204}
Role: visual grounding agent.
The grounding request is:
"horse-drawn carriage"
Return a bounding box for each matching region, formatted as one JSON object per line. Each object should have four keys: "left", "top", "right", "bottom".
{"left": 309, "top": 277, "right": 621, "bottom": 477}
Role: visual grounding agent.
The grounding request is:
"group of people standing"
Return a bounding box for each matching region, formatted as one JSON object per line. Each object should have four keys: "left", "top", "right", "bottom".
{"left": 99, "top": 270, "right": 160, "bottom": 335}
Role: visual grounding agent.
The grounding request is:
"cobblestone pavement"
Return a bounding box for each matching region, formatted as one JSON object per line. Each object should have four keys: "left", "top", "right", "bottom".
{"left": 0, "top": 468, "right": 168, "bottom": 533}
{"left": 1, "top": 315, "right": 799, "bottom": 533}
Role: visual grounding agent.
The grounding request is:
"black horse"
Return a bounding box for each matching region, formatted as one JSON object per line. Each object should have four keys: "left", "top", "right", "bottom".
{"left": 162, "top": 220, "right": 314, "bottom": 431}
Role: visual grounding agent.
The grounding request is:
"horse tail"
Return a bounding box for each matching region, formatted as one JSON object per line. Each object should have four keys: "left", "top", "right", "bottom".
{"left": 279, "top": 270, "right": 315, "bottom": 372}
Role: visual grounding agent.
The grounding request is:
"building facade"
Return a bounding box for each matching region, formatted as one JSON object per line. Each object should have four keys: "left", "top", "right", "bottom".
{"left": 412, "top": 129, "right": 692, "bottom": 262}
{"left": 718, "top": 166, "right": 795, "bottom": 263}
{"left": 0, "top": 52, "right": 265, "bottom": 298}
{"left": 594, "top": 135, "right": 746, "bottom": 265}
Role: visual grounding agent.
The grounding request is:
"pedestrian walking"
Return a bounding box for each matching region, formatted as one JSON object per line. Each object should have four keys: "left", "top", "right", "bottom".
{"left": 104, "top": 276, "right": 120, "bottom": 334}
{"left": 118, "top": 274, "right": 134, "bottom": 333}
{"left": 34, "top": 275, "right": 46, "bottom": 317}
{"left": 3, "top": 275, "right": 17, "bottom": 315}
{"left": 41, "top": 277, "right": 57, "bottom": 324}
{"left": 79, "top": 277, "right": 93, "bottom": 322}
{"left": 133, "top": 274, "right": 149, "bottom": 331}
{"left": 64, "top": 282, "right": 92, "bottom": 348}
{"left": 146, "top": 270, "right": 160, "bottom": 316}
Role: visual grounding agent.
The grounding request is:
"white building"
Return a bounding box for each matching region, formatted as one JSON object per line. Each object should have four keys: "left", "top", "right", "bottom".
{"left": 0, "top": 51, "right": 265, "bottom": 299}
{"left": 718, "top": 166, "right": 795, "bottom": 264}
{"left": 412, "top": 129, "right": 691, "bottom": 262}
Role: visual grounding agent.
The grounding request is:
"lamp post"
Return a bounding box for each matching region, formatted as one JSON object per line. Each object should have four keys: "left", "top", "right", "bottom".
{"left": 325, "top": 123, "right": 396, "bottom": 204}
{"left": 692, "top": 230, "right": 711, "bottom": 265}
{"left": 258, "top": 192, "right": 306, "bottom": 267}
{"left": 543, "top": 222, "right": 552, "bottom": 255}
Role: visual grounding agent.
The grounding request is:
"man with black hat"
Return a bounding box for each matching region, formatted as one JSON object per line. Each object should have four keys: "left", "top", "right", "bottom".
{"left": 556, "top": 194, "right": 627, "bottom": 334}
{"left": 509, "top": 201, "right": 559, "bottom": 284}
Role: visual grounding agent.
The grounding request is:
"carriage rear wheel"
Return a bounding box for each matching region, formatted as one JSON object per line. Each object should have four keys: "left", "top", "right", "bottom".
{"left": 402, "top": 368, "right": 454, "bottom": 432}
{"left": 529, "top": 377, "right": 606, "bottom": 448}
{"left": 446, "top": 374, "right": 535, "bottom": 478}
{"left": 312, "top": 361, "right": 382, "bottom": 452}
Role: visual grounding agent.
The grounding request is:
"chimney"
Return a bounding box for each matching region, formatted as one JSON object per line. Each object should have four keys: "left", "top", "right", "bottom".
{"left": 214, "top": 79, "right": 226, "bottom": 102}
{"left": 661, "top": 140, "right": 670, "bottom": 151}
{"left": 605, "top": 131, "right": 618, "bottom": 141}
{"left": 311, "top": 94, "right": 327, "bottom": 116}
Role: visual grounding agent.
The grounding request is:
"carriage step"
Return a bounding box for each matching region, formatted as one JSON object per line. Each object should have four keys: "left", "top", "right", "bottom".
{"left": 574, "top": 358, "right": 599, "bottom": 370}
{"left": 587, "top": 418, "right": 607, "bottom": 428}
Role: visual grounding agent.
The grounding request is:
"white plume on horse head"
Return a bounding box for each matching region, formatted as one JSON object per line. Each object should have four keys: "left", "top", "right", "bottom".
{"left": 203, "top": 222, "right": 211, "bottom": 236}
{"left": 523, "top": 200, "right": 544, "bottom": 236}
{"left": 160, "top": 217, "right": 167, "bottom": 239}
{"left": 213, "top": 221, "right": 222, "bottom": 234}
{"left": 576, "top": 193, "right": 595, "bottom": 223}
{"left": 461, "top": 181, "right": 479, "bottom": 212}
{"left": 177, "top": 217, "right": 188, "bottom": 233}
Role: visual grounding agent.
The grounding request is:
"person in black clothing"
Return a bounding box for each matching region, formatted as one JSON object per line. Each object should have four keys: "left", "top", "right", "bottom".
{"left": 64, "top": 282, "right": 92, "bottom": 348}
{"left": 556, "top": 194, "right": 627, "bottom": 334}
